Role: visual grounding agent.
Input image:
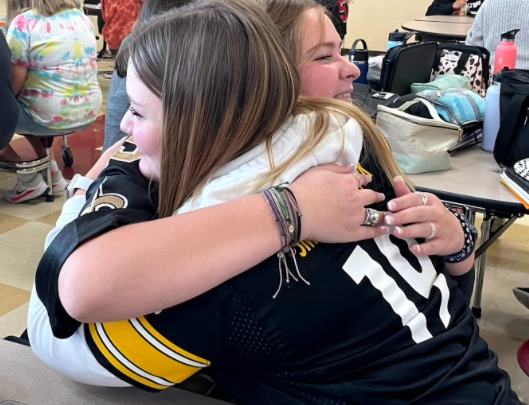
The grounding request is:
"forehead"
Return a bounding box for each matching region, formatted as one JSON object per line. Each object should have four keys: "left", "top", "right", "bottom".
{"left": 299, "top": 9, "right": 340, "bottom": 54}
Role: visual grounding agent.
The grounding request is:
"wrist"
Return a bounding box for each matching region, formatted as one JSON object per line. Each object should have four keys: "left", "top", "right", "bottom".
{"left": 444, "top": 210, "right": 478, "bottom": 263}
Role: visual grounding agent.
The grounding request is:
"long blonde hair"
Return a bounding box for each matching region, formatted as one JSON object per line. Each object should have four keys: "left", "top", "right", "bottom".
{"left": 123, "top": 0, "right": 406, "bottom": 218}
{"left": 260, "top": 0, "right": 409, "bottom": 188}
{"left": 6, "top": 0, "right": 31, "bottom": 26}
{"left": 8, "top": 0, "right": 77, "bottom": 22}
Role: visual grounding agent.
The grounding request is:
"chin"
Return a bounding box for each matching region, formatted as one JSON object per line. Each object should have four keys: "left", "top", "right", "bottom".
{"left": 139, "top": 160, "right": 159, "bottom": 180}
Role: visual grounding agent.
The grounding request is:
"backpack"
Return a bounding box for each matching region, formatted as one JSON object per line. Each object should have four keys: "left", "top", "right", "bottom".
{"left": 431, "top": 43, "right": 491, "bottom": 97}
{"left": 494, "top": 69, "right": 529, "bottom": 168}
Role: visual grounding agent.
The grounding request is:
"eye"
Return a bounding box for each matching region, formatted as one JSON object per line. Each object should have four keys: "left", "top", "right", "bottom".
{"left": 128, "top": 104, "right": 142, "bottom": 119}
{"left": 315, "top": 55, "right": 332, "bottom": 61}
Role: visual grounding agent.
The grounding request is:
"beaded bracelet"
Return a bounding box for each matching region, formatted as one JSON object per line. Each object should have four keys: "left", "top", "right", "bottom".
{"left": 261, "top": 184, "right": 308, "bottom": 298}
{"left": 444, "top": 210, "right": 478, "bottom": 263}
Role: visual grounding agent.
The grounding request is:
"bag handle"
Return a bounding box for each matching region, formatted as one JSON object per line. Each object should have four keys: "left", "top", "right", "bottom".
{"left": 397, "top": 98, "right": 445, "bottom": 122}
{"left": 494, "top": 94, "right": 529, "bottom": 166}
{"left": 351, "top": 39, "right": 368, "bottom": 51}
{"left": 403, "top": 31, "right": 423, "bottom": 45}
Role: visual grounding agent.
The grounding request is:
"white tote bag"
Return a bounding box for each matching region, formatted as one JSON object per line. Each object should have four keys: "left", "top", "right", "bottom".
{"left": 376, "top": 98, "right": 463, "bottom": 173}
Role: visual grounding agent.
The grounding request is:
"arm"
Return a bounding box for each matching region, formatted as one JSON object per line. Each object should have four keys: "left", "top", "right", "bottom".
{"left": 58, "top": 165, "right": 387, "bottom": 323}
{"left": 10, "top": 64, "right": 27, "bottom": 95}
{"left": 426, "top": 0, "right": 461, "bottom": 16}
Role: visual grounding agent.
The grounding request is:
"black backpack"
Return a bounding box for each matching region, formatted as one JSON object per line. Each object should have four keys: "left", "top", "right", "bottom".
{"left": 493, "top": 69, "right": 529, "bottom": 168}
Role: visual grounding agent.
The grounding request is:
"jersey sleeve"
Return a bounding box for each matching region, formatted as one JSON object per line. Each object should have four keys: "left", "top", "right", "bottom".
{"left": 35, "top": 161, "right": 157, "bottom": 339}
{"left": 83, "top": 291, "right": 221, "bottom": 392}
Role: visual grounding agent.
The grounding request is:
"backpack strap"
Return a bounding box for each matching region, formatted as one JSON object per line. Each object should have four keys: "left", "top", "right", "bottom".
{"left": 494, "top": 94, "right": 529, "bottom": 167}
{"left": 454, "top": 52, "right": 471, "bottom": 75}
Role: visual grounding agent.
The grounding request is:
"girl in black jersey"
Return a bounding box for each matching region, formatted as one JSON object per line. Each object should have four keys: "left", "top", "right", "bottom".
{"left": 30, "top": 0, "right": 523, "bottom": 403}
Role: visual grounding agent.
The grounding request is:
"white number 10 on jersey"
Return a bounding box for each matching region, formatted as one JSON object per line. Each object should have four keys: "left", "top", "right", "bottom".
{"left": 343, "top": 235, "right": 451, "bottom": 344}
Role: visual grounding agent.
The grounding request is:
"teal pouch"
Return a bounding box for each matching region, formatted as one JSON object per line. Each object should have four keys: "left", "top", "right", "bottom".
{"left": 417, "top": 89, "right": 485, "bottom": 126}
{"left": 411, "top": 74, "right": 469, "bottom": 93}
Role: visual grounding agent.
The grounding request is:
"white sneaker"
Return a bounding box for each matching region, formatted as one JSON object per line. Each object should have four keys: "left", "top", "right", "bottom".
{"left": 52, "top": 177, "right": 69, "bottom": 193}
{"left": 4, "top": 177, "right": 48, "bottom": 203}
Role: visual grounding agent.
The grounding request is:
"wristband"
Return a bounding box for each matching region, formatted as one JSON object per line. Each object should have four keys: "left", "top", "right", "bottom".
{"left": 444, "top": 210, "right": 478, "bottom": 263}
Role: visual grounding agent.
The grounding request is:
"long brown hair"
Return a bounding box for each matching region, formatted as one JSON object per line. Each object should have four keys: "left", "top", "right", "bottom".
{"left": 260, "top": 0, "right": 410, "bottom": 188}
{"left": 124, "top": 0, "right": 406, "bottom": 217}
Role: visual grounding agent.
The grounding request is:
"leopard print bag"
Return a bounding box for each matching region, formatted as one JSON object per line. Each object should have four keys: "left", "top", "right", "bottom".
{"left": 431, "top": 44, "right": 491, "bottom": 98}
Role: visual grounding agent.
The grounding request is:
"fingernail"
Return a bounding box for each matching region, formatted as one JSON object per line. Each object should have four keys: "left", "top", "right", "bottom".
{"left": 414, "top": 245, "right": 421, "bottom": 253}
{"left": 381, "top": 226, "right": 389, "bottom": 235}
{"left": 394, "top": 176, "right": 403, "bottom": 182}
{"left": 367, "top": 176, "right": 373, "bottom": 184}
{"left": 387, "top": 201, "right": 396, "bottom": 210}
{"left": 385, "top": 215, "right": 394, "bottom": 225}
{"left": 393, "top": 226, "right": 404, "bottom": 235}
{"left": 378, "top": 193, "right": 385, "bottom": 201}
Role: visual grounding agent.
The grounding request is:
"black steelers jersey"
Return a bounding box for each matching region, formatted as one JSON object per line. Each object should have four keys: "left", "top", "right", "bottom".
{"left": 36, "top": 153, "right": 522, "bottom": 405}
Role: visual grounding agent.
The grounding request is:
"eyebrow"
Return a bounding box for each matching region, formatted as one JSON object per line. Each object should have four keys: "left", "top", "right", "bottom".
{"left": 126, "top": 92, "right": 141, "bottom": 107}
{"left": 306, "top": 41, "right": 343, "bottom": 55}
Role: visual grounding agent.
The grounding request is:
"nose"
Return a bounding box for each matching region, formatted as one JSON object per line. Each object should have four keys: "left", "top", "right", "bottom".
{"left": 120, "top": 109, "right": 133, "bottom": 135}
{"left": 341, "top": 58, "right": 360, "bottom": 82}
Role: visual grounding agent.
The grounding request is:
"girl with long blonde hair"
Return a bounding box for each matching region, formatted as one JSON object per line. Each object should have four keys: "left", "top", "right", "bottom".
{"left": 28, "top": 1, "right": 520, "bottom": 403}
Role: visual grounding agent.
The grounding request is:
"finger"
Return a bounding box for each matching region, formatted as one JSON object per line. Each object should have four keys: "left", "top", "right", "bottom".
{"left": 387, "top": 191, "right": 433, "bottom": 212}
{"left": 352, "top": 172, "right": 372, "bottom": 188}
{"left": 391, "top": 222, "right": 435, "bottom": 240}
{"left": 393, "top": 176, "right": 412, "bottom": 198}
{"left": 410, "top": 240, "right": 444, "bottom": 257}
{"left": 355, "top": 225, "right": 390, "bottom": 240}
{"left": 385, "top": 206, "right": 435, "bottom": 226}
{"left": 358, "top": 189, "right": 386, "bottom": 206}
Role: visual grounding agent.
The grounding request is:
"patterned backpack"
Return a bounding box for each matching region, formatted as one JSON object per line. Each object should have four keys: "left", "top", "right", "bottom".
{"left": 431, "top": 43, "right": 491, "bottom": 97}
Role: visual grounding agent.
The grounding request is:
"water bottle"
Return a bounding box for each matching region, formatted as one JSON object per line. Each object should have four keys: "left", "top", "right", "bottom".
{"left": 349, "top": 39, "right": 369, "bottom": 84}
{"left": 482, "top": 74, "right": 501, "bottom": 152}
{"left": 387, "top": 30, "right": 406, "bottom": 51}
{"left": 494, "top": 29, "right": 520, "bottom": 73}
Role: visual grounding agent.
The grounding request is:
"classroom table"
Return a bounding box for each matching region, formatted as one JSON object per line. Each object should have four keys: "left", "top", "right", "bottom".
{"left": 414, "top": 15, "right": 475, "bottom": 24}
{"left": 0, "top": 339, "right": 228, "bottom": 405}
{"left": 408, "top": 145, "right": 527, "bottom": 318}
{"left": 401, "top": 19, "right": 471, "bottom": 42}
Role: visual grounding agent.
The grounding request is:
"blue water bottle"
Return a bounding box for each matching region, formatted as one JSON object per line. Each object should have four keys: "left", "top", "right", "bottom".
{"left": 387, "top": 30, "right": 406, "bottom": 51}
{"left": 349, "top": 39, "right": 369, "bottom": 84}
{"left": 482, "top": 74, "right": 502, "bottom": 152}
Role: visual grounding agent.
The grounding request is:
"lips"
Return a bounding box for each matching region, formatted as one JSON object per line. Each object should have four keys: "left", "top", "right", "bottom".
{"left": 334, "top": 91, "right": 353, "bottom": 100}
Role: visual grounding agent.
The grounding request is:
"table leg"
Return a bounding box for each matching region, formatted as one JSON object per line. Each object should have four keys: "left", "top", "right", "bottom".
{"left": 472, "top": 212, "right": 492, "bottom": 318}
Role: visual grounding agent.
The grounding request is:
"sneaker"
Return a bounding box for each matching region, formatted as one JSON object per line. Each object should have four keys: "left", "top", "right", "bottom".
{"left": 52, "top": 177, "right": 69, "bottom": 193}
{"left": 513, "top": 287, "right": 529, "bottom": 310}
{"left": 4, "top": 179, "right": 48, "bottom": 203}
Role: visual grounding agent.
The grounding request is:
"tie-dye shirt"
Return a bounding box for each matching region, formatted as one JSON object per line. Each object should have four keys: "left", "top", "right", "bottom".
{"left": 6, "top": 8, "right": 102, "bottom": 130}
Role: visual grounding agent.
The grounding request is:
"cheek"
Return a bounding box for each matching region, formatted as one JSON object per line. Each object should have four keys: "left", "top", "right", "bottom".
{"left": 299, "top": 66, "right": 335, "bottom": 98}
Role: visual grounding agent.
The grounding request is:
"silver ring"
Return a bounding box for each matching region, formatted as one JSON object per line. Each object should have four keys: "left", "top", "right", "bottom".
{"left": 418, "top": 192, "right": 428, "bottom": 206}
{"left": 426, "top": 221, "right": 436, "bottom": 239}
{"left": 362, "top": 208, "right": 380, "bottom": 227}
{"left": 352, "top": 172, "right": 363, "bottom": 187}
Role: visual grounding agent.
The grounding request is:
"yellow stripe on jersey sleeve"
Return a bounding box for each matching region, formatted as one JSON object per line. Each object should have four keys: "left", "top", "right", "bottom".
{"left": 88, "top": 318, "right": 210, "bottom": 390}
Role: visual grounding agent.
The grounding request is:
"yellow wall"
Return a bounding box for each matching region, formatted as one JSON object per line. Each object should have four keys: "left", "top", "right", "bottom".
{"left": 344, "top": 0, "right": 434, "bottom": 52}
